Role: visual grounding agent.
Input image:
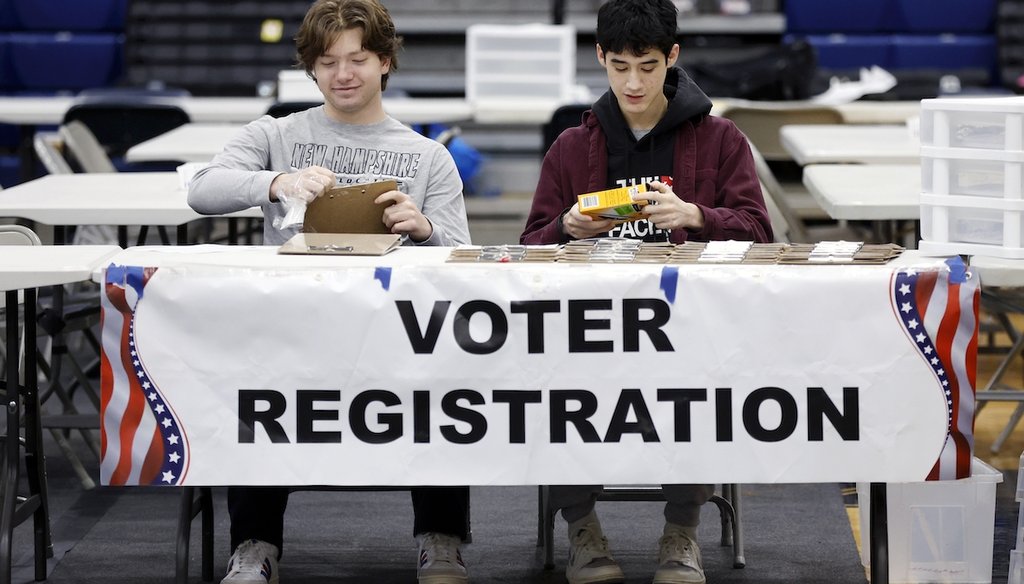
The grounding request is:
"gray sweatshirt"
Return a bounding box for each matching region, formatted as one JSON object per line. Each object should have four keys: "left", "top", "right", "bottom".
{"left": 188, "top": 105, "right": 471, "bottom": 246}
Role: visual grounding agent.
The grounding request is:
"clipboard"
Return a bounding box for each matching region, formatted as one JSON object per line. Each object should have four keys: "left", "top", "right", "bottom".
{"left": 303, "top": 180, "right": 397, "bottom": 234}
{"left": 278, "top": 233, "right": 402, "bottom": 256}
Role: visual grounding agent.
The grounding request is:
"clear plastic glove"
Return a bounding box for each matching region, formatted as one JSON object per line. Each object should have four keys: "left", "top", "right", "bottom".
{"left": 271, "top": 166, "right": 335, "bottom": 229}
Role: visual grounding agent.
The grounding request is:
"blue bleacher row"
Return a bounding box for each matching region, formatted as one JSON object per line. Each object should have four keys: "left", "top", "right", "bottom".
{"left": 0, "top": 34, "right": 124, "bottom": 92}
{"left": 0, "top": 0, "right": 127, "bottom": 32}
{"left": 784, "top": 0, "right": 996, "bottom": 34}
{"left": 791, "top": 34, "right": 997, "bottom": 75}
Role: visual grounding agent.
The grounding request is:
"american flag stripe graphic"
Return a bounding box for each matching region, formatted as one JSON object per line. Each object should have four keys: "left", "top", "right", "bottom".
{"left": 892, "top": 258, "right": 978, "bottom": 480}
{"left": 100, "top": 265, "right": 189, "bottom": 486}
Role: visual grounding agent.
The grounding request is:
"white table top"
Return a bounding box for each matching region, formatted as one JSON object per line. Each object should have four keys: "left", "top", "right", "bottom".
{"left": 0, "top": 172, "right": 261, "bottom": 226}
{"left": 780, "top": 124, "right": 921, "bottom": 165}
{"left": 475, "top": 98, "right": 925, "bottom": 127}
{"left": 968, "top": 255, "right": 1024, "bottom": 288}
{"left": 126, "top": 124, "right": 241, "bottom": 163}
{"left": 0, "top": 245, "right": 121, "bottom": 291}
{"left": 801, "top": 164, "right": 921, "bottom": 221}
{"left": 102, "top": 244, "right": 940, "bottom": 272}
{"left": 128, "top": 100, "right": 476, "bottom": 162}
{"left": 0, "top": 95, "right": 473, "bottom": 127}
{"left": 0, "top": 96, "right": 273, "bottom": 125}
{"left": 711, "top": 99, "right": 921, "bottom": 125}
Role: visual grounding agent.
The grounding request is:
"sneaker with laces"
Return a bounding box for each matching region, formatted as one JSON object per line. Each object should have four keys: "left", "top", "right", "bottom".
{"left": 653, "top": 524, "right": 705, "bottom": 584}
{"left": 566, "top": 513, "right": 625, "bottom": 584}
{"left": 417, "top": 532, "right": 468, "bottom": 584}
{"left": 221, "top": 539, "right": 279, "bottom": 584}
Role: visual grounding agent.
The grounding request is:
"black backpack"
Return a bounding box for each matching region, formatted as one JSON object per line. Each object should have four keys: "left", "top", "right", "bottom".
{"left": 686, "top": 39, "right": 820, "bottom": 101}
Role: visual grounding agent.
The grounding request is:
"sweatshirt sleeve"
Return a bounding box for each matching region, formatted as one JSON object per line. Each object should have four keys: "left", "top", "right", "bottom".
{"left": 687, "top": 125, "right": 774, "bottom": 244}
{"left": 187, "top": 118, "right": 282, "bottom": 215}
{"left": 414, "top": 145, "right": 471, "bottom": 247}
{"left": 521, "top": 139, "right": 575, "bottom": 245}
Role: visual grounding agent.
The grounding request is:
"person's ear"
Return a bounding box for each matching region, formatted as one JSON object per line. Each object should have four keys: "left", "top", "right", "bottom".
{"left": 667, "top": 43, "right": 680, "bottom": 67}
{"left": 380, "top": 55, "right": 391, "bottom": 74}
{"left": 596, "top": 44, "right": 605, "bottom": 66}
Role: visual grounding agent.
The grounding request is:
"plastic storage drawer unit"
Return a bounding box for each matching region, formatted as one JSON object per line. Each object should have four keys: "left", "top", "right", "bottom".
{"left": 465, "top": 24, "right": 576, "bottom": 105}
{"left": 920, "top": 96, "right": 1024, "bottom": 151}
{"left": 857, "top": 458, "right": 1003, "bottom": 584}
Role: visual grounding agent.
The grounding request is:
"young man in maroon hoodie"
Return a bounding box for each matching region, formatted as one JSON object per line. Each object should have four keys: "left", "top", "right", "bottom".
{"left": 521, "top": 1, "right": 772, "bottom": 583}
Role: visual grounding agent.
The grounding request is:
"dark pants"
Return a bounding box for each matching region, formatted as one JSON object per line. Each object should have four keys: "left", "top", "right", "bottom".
{"left": 227, "top": 486, "right": 470, "bottom": 554}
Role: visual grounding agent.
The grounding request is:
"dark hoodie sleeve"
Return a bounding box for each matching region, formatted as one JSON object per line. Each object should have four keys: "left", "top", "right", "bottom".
{"left": 520, "top": 135, "right": 577, "bottom": 245}
{"left": 686, "top": 124, "right": 773, "bottom": 244}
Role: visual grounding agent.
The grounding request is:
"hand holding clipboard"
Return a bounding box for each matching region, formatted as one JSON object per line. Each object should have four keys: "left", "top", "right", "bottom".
{"left": 303, "top": 180, "right": 398, "bottom": 234}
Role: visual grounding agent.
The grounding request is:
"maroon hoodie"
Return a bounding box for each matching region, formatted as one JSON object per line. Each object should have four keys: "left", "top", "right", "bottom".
{"left": 520, "top": 66, "right": 773, "bottom": 245}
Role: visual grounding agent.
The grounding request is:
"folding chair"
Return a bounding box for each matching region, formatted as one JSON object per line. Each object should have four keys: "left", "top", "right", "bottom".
{"left": 0, "top": 224, "right": 52, "bottom": 580}
{"left": 538, "top": 484, "right": 744, "bottom": 571}
{"left": 721, "top": 104, "right": 844, "bottom": 223}
{"left": 59, "top": 120, "right": 172, "bottom": 246}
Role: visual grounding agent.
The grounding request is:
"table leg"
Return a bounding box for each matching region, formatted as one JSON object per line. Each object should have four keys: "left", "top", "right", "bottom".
{"left": 1, "top": 290, "right": 22, "bottom": 584}
{"left": 21, "top": 289, "right": 52, "bottom": 579}
{"left": 869, "top": 483, "right": 888, "bottom": 584}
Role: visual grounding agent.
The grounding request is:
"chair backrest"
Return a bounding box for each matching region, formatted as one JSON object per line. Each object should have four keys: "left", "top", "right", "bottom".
{"left": 62, "top": 101, "right": 191, "bottom": 158}
{"left": 721, "top": 105, "right": 843, "bottom": 161}
{"left": 265, "top": 101, "right": 321, "bottom": 118}
{"left": 758, "top": 179, "right": 792, "bottom": 244}
{"left": 32, "top": 131, "right": 74, "bottom": 175}
{"left": 60, "top": 120, "right": 118, "bottom": 173}
{"left": 542, "top": 103, "right": 590, "bottom": 154}
{"left": 0, "top": 224, "right": 42, "bottom": 246}
{"left": 747, "top": 140, "right": 809, "bottom": 243}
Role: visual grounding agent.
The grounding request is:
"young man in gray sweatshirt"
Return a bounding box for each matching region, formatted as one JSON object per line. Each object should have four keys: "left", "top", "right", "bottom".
{"left": 188, "top": 1, "right": 472, "bottom": 583}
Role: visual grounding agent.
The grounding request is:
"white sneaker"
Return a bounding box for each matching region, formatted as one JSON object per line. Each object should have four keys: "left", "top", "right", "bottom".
{"left": 566, "top": 513, "right": 625, "bottom": 584}
{"left": 221, "top": 539, "right": 279, "bottom": 584}
{"left": 653, "top": 524, "right": 705, "bottom": 584}
{"left": 417, "top": 532, "right": 468, "bottom": 584}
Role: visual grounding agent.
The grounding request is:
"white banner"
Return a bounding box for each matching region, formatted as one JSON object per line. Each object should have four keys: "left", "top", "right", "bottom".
{"left": 100, "top": 257, "right": 977, "bottom": 486}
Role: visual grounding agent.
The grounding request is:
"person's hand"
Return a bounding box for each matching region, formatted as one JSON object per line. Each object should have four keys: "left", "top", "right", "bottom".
{"left": 637, "top": 180, "right": 704, "bottom": 231}
{"left": 561, "top": 202, "right": 616, "bottom": 239}
{"left": 376, "top": 189, "right": 433, "bottom": 242}
{"left": 270, "top": 166, "right": 335, "bottom": 203}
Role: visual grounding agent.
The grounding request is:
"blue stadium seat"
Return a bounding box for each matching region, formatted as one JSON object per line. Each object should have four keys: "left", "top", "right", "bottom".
{"left": 794, "top": 34, "right": 892, "bottom": 71}
{"left": 0, "top": 0, "right": 16, "bottom": 29}
{"left": 785, "top": 0, "right": 889, "bottom": 34}
{"left": 0, "top": 35, "right": 12, "bottom": 91}
{"left": 890, "top": 0, "right": 996, "bottom": 33}
{"left": 890, "top": 34, "right": 997, "bottom": 71}
{"left": 8, "top": 33, "right": 123, "bottom": 91}
{"left": 12, "top": 0, "right": 128, "bottom": 32}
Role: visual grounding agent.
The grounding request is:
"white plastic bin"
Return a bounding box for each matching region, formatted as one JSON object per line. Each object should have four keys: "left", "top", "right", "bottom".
{"left": 919, "top": 194, "right": 1024, "bottom": 258}
{"left": 857, "top": 458, "right": 1003, "bottom": 583}
{"left": 921, "top": 147, "right": 1024, "bottom": 200}
{"left": 465, "top": 23, "right": 576, "bottom": 106}
{"left": 920, "top": 96, "right": 1024, "bottom": 152}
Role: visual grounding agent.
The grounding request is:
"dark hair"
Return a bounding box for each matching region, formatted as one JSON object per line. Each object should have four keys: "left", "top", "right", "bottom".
{"left": 596, "top": 0, "right": 678, "bottom": 59}
{"left": 295, "top": 0, "right": 403, "bottom": 90}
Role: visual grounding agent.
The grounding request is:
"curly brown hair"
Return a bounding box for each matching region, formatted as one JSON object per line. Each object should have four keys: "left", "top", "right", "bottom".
{"left": 294, "top": 0, "right": 402, "bottom": 90}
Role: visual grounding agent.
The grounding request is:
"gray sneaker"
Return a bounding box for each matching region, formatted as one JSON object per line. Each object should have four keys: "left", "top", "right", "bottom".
{"left": 566, "top": 514, "right": 625, "bottom": 584}
{"left": 653, "top": 524, "right": 705, "bottom": 584}
{"left": 221, "top": 539, "right": 279, "bottom": 584}
{"left": 417, "top": 532, "right": 468, "bottom": 584}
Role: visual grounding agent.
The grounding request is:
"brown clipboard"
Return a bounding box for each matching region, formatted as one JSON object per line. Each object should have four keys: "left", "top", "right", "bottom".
{"left": 303, "top": 180, "right": 397, "bottom": 234}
